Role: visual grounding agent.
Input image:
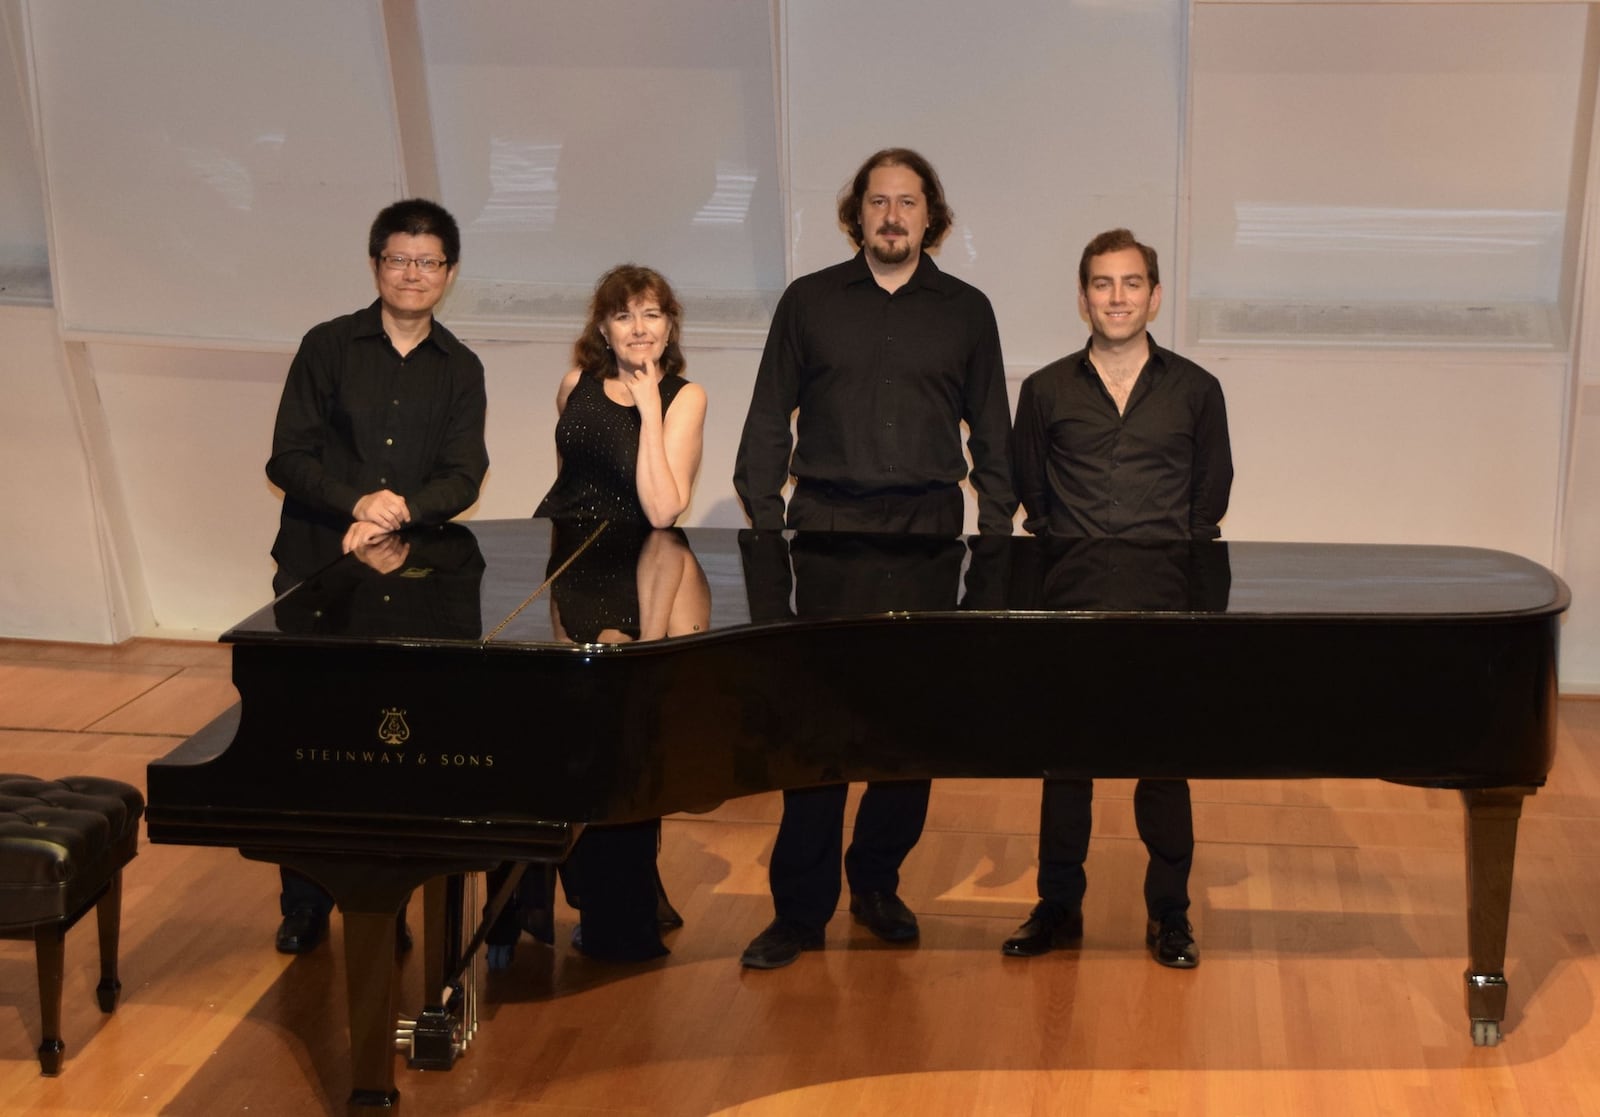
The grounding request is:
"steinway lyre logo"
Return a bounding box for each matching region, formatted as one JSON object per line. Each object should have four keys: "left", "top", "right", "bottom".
{"left": 377, "top": 707, "right": 411, "bottom": 747}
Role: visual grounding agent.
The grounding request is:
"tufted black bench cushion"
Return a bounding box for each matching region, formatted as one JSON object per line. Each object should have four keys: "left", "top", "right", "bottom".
{"left": 0, "top": 773, "right": 144, "bottom": 1075}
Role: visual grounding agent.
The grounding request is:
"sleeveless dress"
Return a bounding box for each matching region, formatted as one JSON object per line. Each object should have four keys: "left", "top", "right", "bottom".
{"left": 499, "top": 370, "right": 690, "bottom": 962}
{"left": 534, "top": 371, "right": 690, "bottom": 642}
{"left": 534, "top": 372, "right": 689, "bottom": 522}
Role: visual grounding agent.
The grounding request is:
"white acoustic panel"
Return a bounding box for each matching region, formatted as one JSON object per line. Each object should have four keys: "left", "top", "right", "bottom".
{"left": 27, "top": 0, "right": 403, "bottom": 344}
{"left": 1189, "top": 3, "right": 1587, "bottom": 313}
{"left": 0, "top": 0, "right": 49, "bottom": 304}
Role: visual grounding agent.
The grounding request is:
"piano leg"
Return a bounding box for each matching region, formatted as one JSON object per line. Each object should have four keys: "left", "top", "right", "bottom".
{"left": 264, "top": 854, "right": 423, "bottom": 1110}
{"left": 342, "top": 906, "right": 402, "bottom": 1108}
{"left": 1460, "top": 786, "right": 1535, "bottom": 1047}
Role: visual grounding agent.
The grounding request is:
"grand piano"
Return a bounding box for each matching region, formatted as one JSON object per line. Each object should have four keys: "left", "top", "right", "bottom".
{"left": 146, "top": 518, "right": 1568, "bottom": 1109}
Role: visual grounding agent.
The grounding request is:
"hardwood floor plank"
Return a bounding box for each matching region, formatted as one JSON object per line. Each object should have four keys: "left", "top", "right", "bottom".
{"left": 85, "top": 668, "right": 238, "bottom": 736}
{"left": 0, "top": 663, "right": 177, "bottom": 732}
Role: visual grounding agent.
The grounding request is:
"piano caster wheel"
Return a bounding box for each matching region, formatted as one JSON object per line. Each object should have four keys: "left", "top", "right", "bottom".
{"left": 486, "top": 944, "right": 514, "bottom": 972}
{"left": 1471, "top": 1019, "right": 1502, "bottom": 1047}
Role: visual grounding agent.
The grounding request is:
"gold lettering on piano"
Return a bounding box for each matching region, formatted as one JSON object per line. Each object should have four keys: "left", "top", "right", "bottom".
{"left": 288, "top": 747, "right": 495, "bottom": 768}
{"left": 293, "top": 749, "right": 409, "bottom": 764}
{"left": 377, "top": 708, "right": 411, "bottom": 746}
{"left": 280, "top": 708, "right": 495, "bottom": 767}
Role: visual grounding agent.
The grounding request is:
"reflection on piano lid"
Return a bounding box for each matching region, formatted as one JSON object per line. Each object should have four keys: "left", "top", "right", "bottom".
{"left": 232, "top": 521, "right": 1567, "bottom": 651}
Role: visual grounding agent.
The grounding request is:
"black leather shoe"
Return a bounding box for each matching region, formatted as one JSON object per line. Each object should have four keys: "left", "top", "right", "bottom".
{"left": 740, "top": 920, "right": 824, "bottom": 969}
{"left": 1002, "top": 904, "right": 1084, "bottom": 957}
{"left": 275, "top": 910, "right": 327, "bottom": 955}
{"left": 848, "top": 891, "right": 919, "bottom": 943}
{"left": 1146, "top": 915, "right": 1199, "bottom": 969}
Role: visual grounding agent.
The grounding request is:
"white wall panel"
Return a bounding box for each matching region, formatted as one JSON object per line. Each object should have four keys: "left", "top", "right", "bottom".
{"left": 0, "top": 308, "right": 116, "bottom": 641}
{"left": 1189, "top": 3, "right": 1587, "bottom": 309}
{"left": 88, "top": 342, "right": 289, "bottom": 634}
{"left": 0, "top": 0, "right": 49, "bottom": 302}
{"left": 1214, "top": 350, "right": 1567, "bottom": 562}
{"left": 1561, "top": 384, "right": 1600, "bottom": 691}
{"left": 26, "top": 0, "right": 401, "bottom": 344}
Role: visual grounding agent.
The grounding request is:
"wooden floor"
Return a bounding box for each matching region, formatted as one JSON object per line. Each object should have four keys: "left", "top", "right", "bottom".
{"left": 4, "top": 640, "right": 1600, "bottom": 1116}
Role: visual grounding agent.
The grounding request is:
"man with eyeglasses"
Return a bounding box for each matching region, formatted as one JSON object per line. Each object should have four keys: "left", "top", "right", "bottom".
{"left": 264, "top": 197, "right": 489, "bottom": 955}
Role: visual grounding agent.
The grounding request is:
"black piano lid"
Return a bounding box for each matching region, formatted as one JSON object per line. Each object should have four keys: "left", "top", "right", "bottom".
{"left": 233, "top": 519, "right": 1570, "bottom": 653}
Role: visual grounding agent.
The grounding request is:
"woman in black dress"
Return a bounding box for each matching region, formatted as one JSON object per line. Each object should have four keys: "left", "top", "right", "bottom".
{"left": 491, "top": 265, "right": 708, "bottom": 965}
{"left": 534, "top": 263, "right": 706, "bottom": 526}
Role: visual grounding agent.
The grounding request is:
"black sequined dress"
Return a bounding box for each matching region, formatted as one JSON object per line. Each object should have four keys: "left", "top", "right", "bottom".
{"left": 534, "top": 372, "right": 689, "bottom": 522}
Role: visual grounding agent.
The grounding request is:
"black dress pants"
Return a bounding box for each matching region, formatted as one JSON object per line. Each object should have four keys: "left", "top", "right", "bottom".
{"left": 1036, "top": 777, "right": 1194, "bottom": 920}
{"left": 766, "top": 481, "right": 963, "bottom": 931}
{"left": 770, "top": 779, "right": 932, "bottom": 931}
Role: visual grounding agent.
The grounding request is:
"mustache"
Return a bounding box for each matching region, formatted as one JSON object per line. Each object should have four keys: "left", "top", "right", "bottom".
{"left": 876, "top": 223, "right": 908, "bottom": 237}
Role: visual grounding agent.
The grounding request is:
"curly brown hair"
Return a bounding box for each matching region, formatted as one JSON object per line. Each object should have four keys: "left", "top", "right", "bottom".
{"left": 572, "top": 264, "right": 687, "bottom": 380}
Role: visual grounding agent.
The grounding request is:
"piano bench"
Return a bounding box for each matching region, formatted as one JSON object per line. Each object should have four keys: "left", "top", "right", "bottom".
{"left": 0, "top": 774, "right": 144, "bottom": 1076}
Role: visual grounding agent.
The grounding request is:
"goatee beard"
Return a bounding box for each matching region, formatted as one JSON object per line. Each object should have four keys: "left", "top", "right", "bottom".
{"left": 868, "top": 240, "right": 913, "bottom": 266}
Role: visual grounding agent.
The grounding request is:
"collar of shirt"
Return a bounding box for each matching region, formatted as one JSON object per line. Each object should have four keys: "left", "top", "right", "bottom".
{"left": 1075, "top": 331, "right": 1171, "bottom": 396}
{"left": 351, "top": 298, "right": 455, "bottom": 357}
{"left": 840, "top": 249, "right": 958, "bottom": 297}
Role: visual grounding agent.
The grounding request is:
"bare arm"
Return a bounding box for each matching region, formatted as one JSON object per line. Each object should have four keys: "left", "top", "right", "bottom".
{"left": 636, "top": 530, "right": 711, "bottom": 641}
{"left": 629, "top": 362, "right": 706, "bottom": 528}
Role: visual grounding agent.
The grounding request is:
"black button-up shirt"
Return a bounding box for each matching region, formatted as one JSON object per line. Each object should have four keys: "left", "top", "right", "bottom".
{"left": 1012, "top": 337, "right": 1232, "bottom": 539}
{"left": 734, "top": 252, "right": 1016, "bottom": 533}
{"left": 266, "top": 300, "right": 489, "bottom": 580}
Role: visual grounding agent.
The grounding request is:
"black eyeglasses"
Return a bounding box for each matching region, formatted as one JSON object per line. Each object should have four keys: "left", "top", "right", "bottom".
{"left": 378, "top": 254, "right": 449, "bottom": 274}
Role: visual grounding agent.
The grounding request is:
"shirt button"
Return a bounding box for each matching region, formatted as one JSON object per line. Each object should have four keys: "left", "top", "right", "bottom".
{"left": 392, "top": 399, "right": 400, "bottom": 406}
{"left": 385, "top": 438, "right": 394, "bottom": 446}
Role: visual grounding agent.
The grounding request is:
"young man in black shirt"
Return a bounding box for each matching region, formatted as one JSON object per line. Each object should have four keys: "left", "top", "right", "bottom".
{"left": 733, "top": 148, "right": 1015, "bottom": 969}
{"left": 1006, "top": 228, "right": 1232, "bottom": 969}
{"left": 264, "top": 198, "right": 489, "bottom": 953}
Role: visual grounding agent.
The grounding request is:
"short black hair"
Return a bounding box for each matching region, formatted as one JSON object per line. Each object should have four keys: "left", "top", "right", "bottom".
{"left": 368, "top": 198, "right": 461, "bottom": 265}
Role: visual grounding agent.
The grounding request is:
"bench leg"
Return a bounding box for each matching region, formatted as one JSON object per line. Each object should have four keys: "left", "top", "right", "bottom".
{"left": 95, "top": 870, "right": 124, "bottom": 1012}
{"left": 33, "top": 922, "right": 67, "bottom": 1076}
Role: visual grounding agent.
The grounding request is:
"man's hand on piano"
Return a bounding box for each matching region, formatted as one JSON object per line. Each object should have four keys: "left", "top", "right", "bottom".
{"left": 350, "top": 531, "right": 411, "bottom": 573}
{"left": 343, "top": 518, "right": 395, "bottom": 554}
{"left": 353, "top": 489, "right": 411, "bottom": 533}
